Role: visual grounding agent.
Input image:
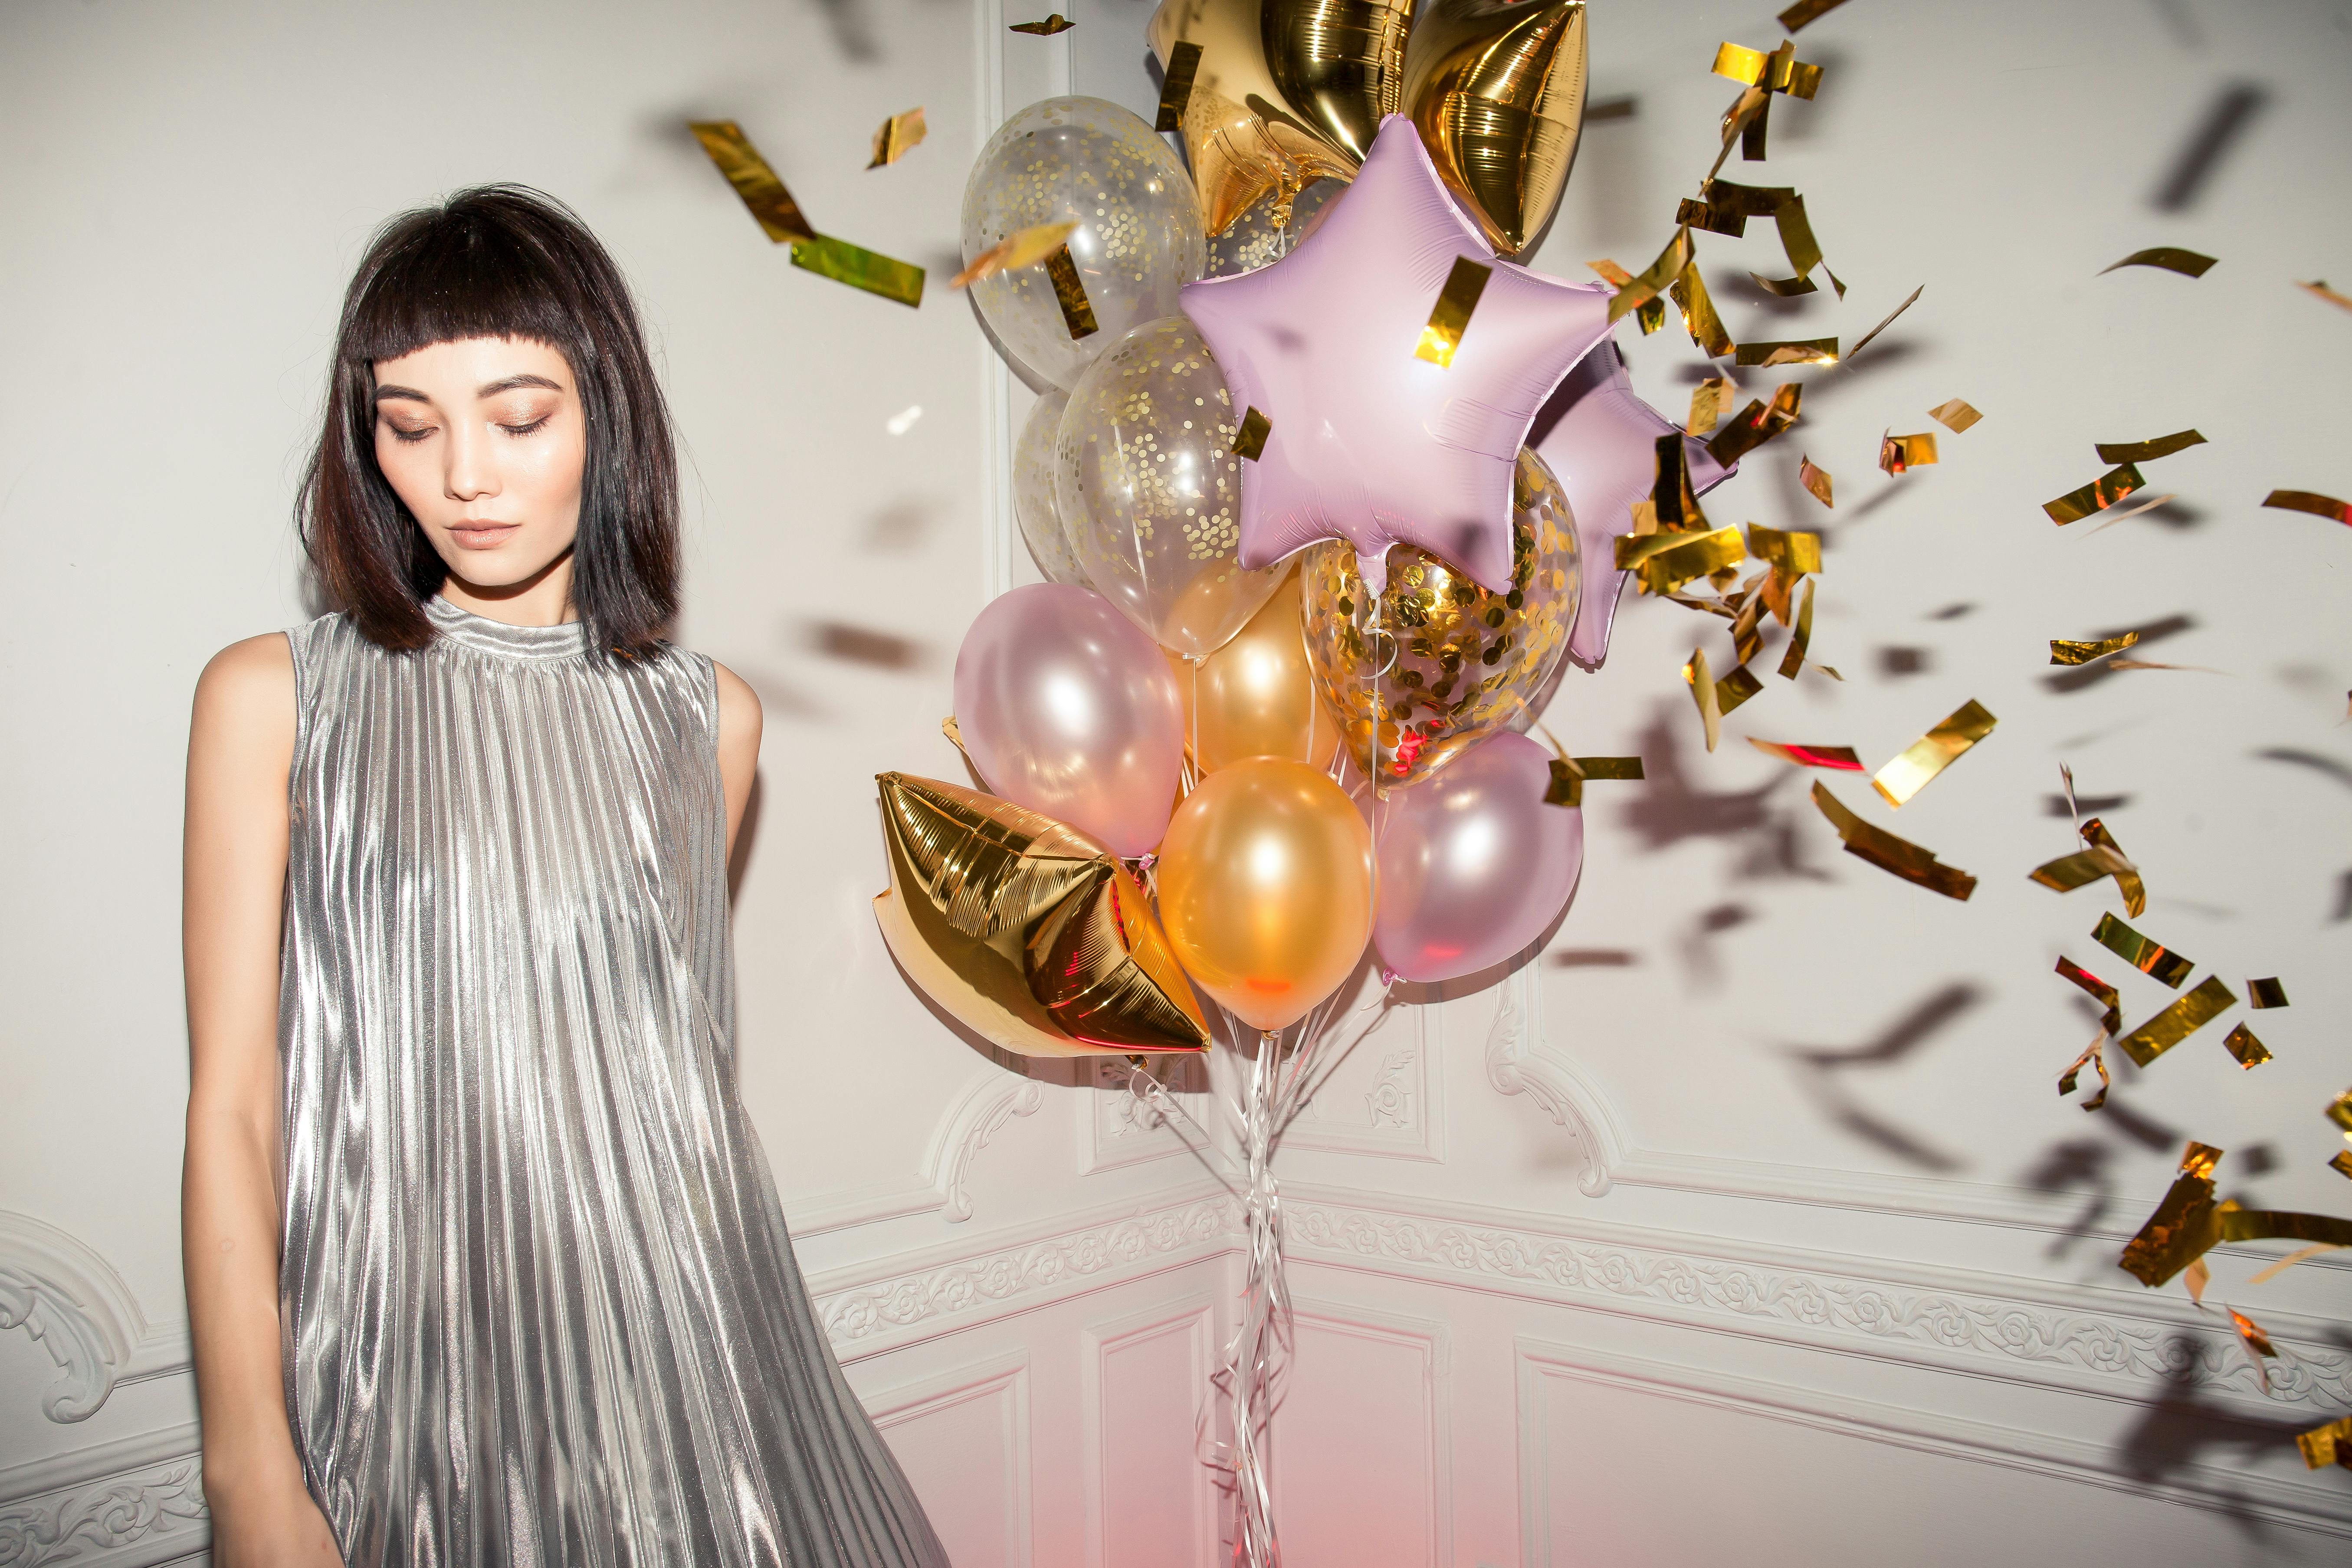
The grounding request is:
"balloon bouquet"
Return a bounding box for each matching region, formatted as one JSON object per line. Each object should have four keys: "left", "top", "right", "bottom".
{"left": 875, "top": 3, "right": 1730, "bottom": 1558}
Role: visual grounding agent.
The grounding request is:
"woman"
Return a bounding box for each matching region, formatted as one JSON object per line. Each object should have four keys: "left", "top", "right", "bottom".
{"left": 182, "top": 186, "right": 948, "bottom": 1568}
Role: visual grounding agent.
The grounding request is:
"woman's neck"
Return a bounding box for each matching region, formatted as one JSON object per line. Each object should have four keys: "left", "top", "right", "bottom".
{"left": 441, "top": 551, "right": 578, "bottom": 627}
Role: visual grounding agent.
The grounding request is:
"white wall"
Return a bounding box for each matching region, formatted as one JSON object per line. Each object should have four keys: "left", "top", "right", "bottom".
{"left": 4, "top": 1, "right": 2349, "bottom": 1565}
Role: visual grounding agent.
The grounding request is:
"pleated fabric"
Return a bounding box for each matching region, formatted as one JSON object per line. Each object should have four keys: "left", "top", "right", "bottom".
{"left": 278, "top": 597, "right": 948, "bottom": 1568}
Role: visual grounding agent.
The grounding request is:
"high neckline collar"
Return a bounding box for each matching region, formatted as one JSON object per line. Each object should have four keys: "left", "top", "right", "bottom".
{"left": 426, "top": 595, "right": 587, "bottom": 661}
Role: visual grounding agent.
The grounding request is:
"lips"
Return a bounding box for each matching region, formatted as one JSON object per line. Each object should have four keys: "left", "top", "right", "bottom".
{"left": 448, "top": 522, "right": 521, "bottom": 551}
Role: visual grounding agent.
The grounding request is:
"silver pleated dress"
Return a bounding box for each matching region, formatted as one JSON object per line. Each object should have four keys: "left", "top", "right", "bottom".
{"left": 278, "top": 597, "right": 948, "bottom": 1568}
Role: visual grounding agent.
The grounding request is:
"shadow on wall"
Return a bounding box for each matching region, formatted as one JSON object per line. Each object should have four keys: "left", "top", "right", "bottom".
{"left": 1777, "top": 981, "right": 1984, "bottom": 1174}
{"left": 2113, "top": 1342, "right": 2314, "bottom": 1546}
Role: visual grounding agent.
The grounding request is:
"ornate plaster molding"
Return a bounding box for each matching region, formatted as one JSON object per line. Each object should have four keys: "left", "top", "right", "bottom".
{"left": 1482, "top": 969, "right": 1627, "bottom": 1195}
{"left": 926, "top": 1073, "right": 1046, "bottom": 1224}
{"left": 0, "top": 1451, "right": 209, "bottom": 1568}
{"left": 0, "top": 1213, "right": 188, "bottom": 1425}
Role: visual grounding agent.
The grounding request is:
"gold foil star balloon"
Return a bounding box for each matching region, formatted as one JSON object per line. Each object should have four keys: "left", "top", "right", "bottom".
{"left": 875, "top": 774, "right": 1210, "bottom": 1057}
{"left": 1262, "top": 0, "right": 1420, "bottom": 162}
{"left": 1149, "top": 0, "right": 1358, "bottom": 236}
{"left": 1301, "top": 448, "right": 1579, "bottom": 784}
{"left": 1404, "top": 0, "right": 1588, "bottom": 255}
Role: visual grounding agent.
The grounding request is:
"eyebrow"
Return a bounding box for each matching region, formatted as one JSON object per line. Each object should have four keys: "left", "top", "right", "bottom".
{"left": 370, "top": 374, "right": 565, "bottom": 405}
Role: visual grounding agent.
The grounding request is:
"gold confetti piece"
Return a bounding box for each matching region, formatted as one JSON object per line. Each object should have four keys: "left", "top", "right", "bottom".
{"left": 1870, "top": 698, "right": 1996, "bottom": 808}
{"left": 1668, "top": 259, "right": 1733, "bottom": 357}
{"left": 2332, "top": 1151, "right": 2352, "bottom": 1180}
{"left": 1799, "top": 456, "right": 1833, "bottom": 507}
{"left": 1845, "top": 284, "right": 1922, "bottom": 362}
{"left": 2059, "top": 1033, "right": 2111, "bottom": 1111}
{"left": 1776, "top": 578, "right": 1815, "bottom": 679}
{"left": 1009, "top": 13, "right": 1075, "bottom": 34}
{"left": 1711, "top": 39, "right": 1822, "bottom": 98}
{"left": 1416, "top": 256, "right": 1493, "bottom": 368}
{"left": 1811, "top": 781, "right": 1977, "bottom": 900}
{"left": 1878, "top": 432, "right": 1939, "bottom": 475}
{"left": 948, "top": 221, "right": 1079, "bottom": 289}
{"left": 868, "top": 107, "right": 927, "bottom": 168}
{"left": 1676, "top": 195, "right": 1749, "bottom": 238}
{"left": 1608, "top": 229, "right": 1693, "bottom": 326}
{"left": 2117, "top": 1142, "right": 2226, "bottom": 1287}
{"left": 1043, "top": 244, "right": 1099, "bottom": 339}
{"left": 2227, "top": 1208, "right": 2352, "bottom": 1248}
{"left": 1706, "top": 383, "right": 1803, "bottom": 465}
{"left": 1751, "top": 272, "right": 1817, "bottom": 296}
{"left": 791, "top": 235, "right": 925, "bottom": 307}
{"left": 2101, "top": 247, "right": 2215, "bottom": 278}
{"left": 1685, "top": 648, "right": 1722, "bottom": 753}
{"left": 2183, "top": 1257, "right": 2208, "bottom": 1302}
{"left": 1815, "top": 663, "right": 1842, "bottom": 680}
{"left": 2044, "top": 463, "right": 2145, "bottom": 524}
{"left": 1155, "top": 39, "right": 1201, "bottom": 132}
{"left": 1544, "top": 756, "right": 1646, "bottom": 808}
{"left": 2327, "top": 1087, "right": 2352, "bottom": 1135}
{"left": 1700, "top": 180, "right": 1825, "bottom": 281}
{"left": 2228, "top": 1308, "right": 2279, "bottom": 1390}
{"left": 2080, "top": 818, "right": 2145, "bottom": 916}
{"left": 1688, "top": 377, "right": 1736, "bottom": 435}
{"left": 2080, "top": 491, "right": 2178, "bottom": 534}
{"left": 2262, "top": 489, "right": 2352, "bottom": 525}
{"left": 1928, "top": 398, "right": 1981, "bottom": 433}
{"left": 689, "top": 120, "right": 818, "bottom": 245}
{"left": 2298, "top": 1416, "right": 2352, "bottom": 1470}
{"left": 2247, "top": 977, "right": 2288, "bottom": 1009}
{"left": 2055, "top": 955, "right": 2124, "bottom": 1036}
{"left": 1712, "top": 41, "right": 1769, "bottom": 84}
{"left": 1233, "top": 407, "right": 1271, "bottom": 462}
{"left": 1621, "top": 526, "right": 1745, "bottom": 596}
{"left": 2115, "top": 975, "right": 2237, "bottom": 1067}
{"left": 1736, "top": 338, "right": 1838, "bottom": 367}
{"left": 1749, "top": 739, "right": 1862, "bottom": 769}
{"left": 2029, "top": 843, "right": 2135, "bottom": 898}
{"left": 941, "top": 715, "right": 966, "bottom": 751}
{"left": 2297, "top": 279, "right": 2352, "bottom": 313}
{"left": 2250, "top": 1243, "right": 2345, "bottom": 1285}
{"left": 2049, "top": 631, "right": 2140, "bottom": 665}
{"left": 2092, "top": 911, "right": 2194, "bottom": 989}
{"left": 2094, "top": 429, "right": 2205, "bottom": 463}
{"left": 1716, "top": 663, "right": 1764, "bottom": 715}
{"left": 1777, "top": 0, "right": 1849, "bottom": 30}
{"left": 2221, "top": 1022, "right": 2272, "bottom": 1069}
{"left": 1747, "top": 523, "right": 1820, "bottom": 576}
{"left": 1651, "top": 431, "right": 1708, "bottom": 528}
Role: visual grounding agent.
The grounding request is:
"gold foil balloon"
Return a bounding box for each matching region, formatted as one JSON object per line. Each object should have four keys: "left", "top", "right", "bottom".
{"left": 960, "top": 97, "right": 1207, "bottom": 390}
{"left": 1155, "top": 758, "right": 1373, "bottom": 1031}
{"left": 1262, "top": 0, "right": 1418, "bottom": 163}
{"left": 1014, "top": 390, "right": 1089, "bottom": 586}
{"left": 1149, "top": 0, "right": 1358, "bottom": 237}
{"left": 1174, "top": 567, "right": 1330, "bottom": 771}
{"left": 1303, "top": 447, "right": 1578, "bottom": 784}
{"left": 1055, "top": 314, "right": 1286, "bottom": 657}
{"left": 1404, "top": 0, "right": 1588, "bottom": 255}
{"left": 874, "top": 773, "right": 1210, "bottom": 1057}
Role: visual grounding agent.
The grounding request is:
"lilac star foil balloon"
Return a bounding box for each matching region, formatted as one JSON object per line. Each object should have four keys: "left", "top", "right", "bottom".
{"left": 1531, "top": 341, "right": 1736, "bottom": 671}
{"left": 1179, "top": 115, "right": 1615, "bottom": 597}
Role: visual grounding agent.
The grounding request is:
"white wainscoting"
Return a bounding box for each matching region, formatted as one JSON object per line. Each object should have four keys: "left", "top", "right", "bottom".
{"left": 868, "top": 1355, "right": 1035, "bottom": 1568}
{"left": 1078, "top": 1299, "right": 1220, "bottom": 1568}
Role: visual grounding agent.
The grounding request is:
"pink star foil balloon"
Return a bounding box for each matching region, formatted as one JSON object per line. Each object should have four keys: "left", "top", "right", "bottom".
{"left": 1531, "top": 342, "right": 1736, "bottom": 671}
{"left": 1179, "top": 115, "right": 1615, "bottom": 597}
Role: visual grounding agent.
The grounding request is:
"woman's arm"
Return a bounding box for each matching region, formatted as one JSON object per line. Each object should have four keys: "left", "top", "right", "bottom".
{"left": 712, "top": 661, "right": 763, "bottom": 862}
{"left": 181, "top": 634, "right": 343, "bottom": 1565}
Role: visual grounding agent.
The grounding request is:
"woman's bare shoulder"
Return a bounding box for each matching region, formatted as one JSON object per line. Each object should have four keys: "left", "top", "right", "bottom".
{"left": 709, "top": 659, "right": 763, "bottom": 758}
{"left": 191, "top": 633, "right": 295, "bottom": 741}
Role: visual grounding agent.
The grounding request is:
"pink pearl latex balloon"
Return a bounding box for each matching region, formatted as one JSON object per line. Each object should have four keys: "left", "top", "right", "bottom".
{"left": 1370, "top": 731, "right": 1582, "bottom": 983}
{"left": 953, "top": 584, "right": 1186, "bottom": 856}
{"left": 1179, "top": 115, "right": 1616, "bottom": 597}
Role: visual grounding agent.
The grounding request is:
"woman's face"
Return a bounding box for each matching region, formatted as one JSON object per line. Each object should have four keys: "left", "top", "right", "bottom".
{"left": 371, "top": 336, "right": 586, "bottom": 591}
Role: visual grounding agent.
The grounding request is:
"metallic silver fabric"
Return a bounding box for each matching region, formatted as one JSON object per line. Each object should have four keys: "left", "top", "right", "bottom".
{"left": 279, "top": 598, "right": 947, "bottom": 1568}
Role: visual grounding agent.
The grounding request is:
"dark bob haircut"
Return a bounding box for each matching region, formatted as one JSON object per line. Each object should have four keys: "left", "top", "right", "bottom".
{"left": 297, "top": 185, "right": 678, "bottom": 659}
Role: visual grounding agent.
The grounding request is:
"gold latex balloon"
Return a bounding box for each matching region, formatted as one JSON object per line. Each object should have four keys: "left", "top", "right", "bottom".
{"left": 1156, "top": 758, "right": 1374, "bottom": 1032}
{"left": 1404, "top": 0, "right": 1588, "bottom": 255}
{"left": 875, "top": 773, "right": 1210, "bottom": 1056}
{"left": 1150, "top": 0, "right": 1358, "bottom": 236}
{"left": 1172, "top": 567, "right": 1332, "bottom": 772}
{"left": 1262, "top": 0, "right": 1418, "bottom": 163}
{"left": 1302, "top": 448, "right": 1579, "bottom": 785}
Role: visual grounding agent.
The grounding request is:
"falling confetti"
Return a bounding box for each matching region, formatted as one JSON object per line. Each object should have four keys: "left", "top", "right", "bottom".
{"left": 1928, "top": 398, "right": 1982, "bottom": 433}
{"left": 868, "top": 107, "right": 927, "bottom": 168}
{"left": 2100, "top": 247, "right": 2216, "bottom": 278}
{"left": 1799, "top": 456, "right": 1834, "bottom": 507}
{"left": 1009, "top": 13, "right": 1076, "bottom": 35}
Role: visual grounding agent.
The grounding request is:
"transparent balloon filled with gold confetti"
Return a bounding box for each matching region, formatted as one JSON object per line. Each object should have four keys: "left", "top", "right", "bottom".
{"left": 1054, "top": 314, "right": 1286, "bottom": 657}
{"left": 960, "top": 97, "right": 1207, "bottom": 390}
{"left": 1302, "top": 449, "right": 1579, "bottom": 785}
{"left": 1014, "top": 389, "right": 1089, "bottom": 586}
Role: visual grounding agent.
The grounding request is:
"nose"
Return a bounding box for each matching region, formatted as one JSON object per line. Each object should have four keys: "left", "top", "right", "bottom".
{"left": 443, "top": 417, "right": 498, "bottom": 503}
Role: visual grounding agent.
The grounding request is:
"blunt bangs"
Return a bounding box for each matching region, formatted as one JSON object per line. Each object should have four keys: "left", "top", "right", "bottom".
{"left": 298, "top": 185, "right": 679, "bottom": 659}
